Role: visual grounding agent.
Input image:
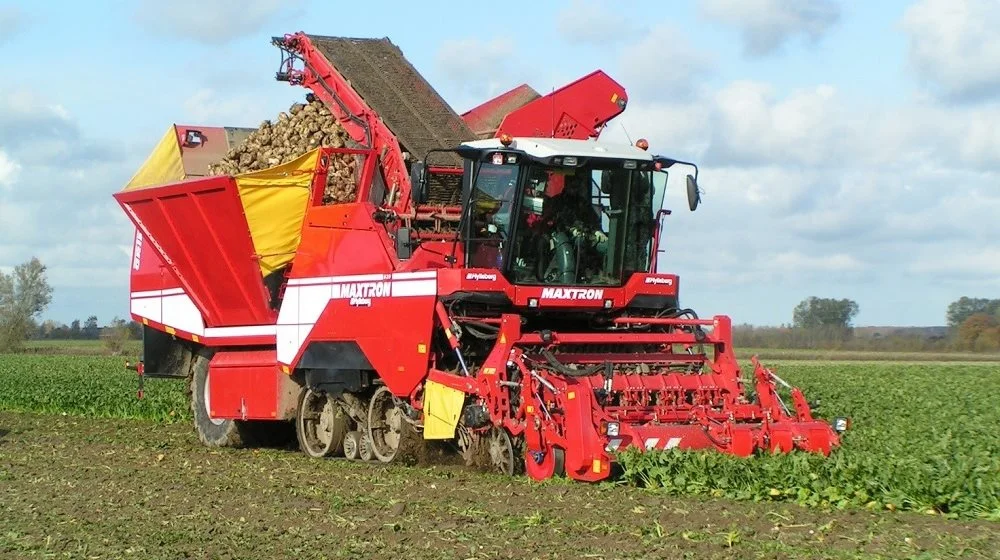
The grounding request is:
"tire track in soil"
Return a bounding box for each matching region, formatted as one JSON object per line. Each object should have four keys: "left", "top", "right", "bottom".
{"left": 0, "top": 412, "right": 997, "bottom": 560}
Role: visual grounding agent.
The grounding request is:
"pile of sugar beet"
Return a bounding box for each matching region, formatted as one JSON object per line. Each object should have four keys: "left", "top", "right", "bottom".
{"left": 208, "top": 98, "right": 359, "bottom": 204}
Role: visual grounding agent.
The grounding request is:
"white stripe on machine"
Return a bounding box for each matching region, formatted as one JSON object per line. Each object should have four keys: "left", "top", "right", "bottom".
{"left": 129, "top": 292, "right": 276, "bottom": 338}
{"left": 275, "top": 271, "right": 439, "bottom": 364}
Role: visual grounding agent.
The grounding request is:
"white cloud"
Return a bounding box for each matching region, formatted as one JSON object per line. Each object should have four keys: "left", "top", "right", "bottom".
{"left": 435, "top": 38, "right": 528, "bottom": 101}
{"left": 181, "top": 88, "right": 278, "bottom": 127}
{"left": 607, "top": 69, "right": 1000, "bottom": 324}
{"left": 693, "top": 80, "right": 1000, "bottom": 171}
{"left": 134, "top": 0, "right": 304, "bottom": 45}
{"left": 902, "top": 0, "right": 1000, "bottom": 102}
{"left": 617, "top": 24, "right": 713, "bottom": 102}
{"left": 555, "top": 0, "right": 643, "bottom": 45}
{"left": 707, "top": 81, "right": 852, "bottom": 166}
{"left": 0, "top": 89, "right": 118, "bottom": 170}
{"left": 699, "top": 0, "right": 840, "bottom": 56}
{"left": 911, "top": 248, "right": 1000, "bottom": 281}
{"left": 771, "top": 251, "right": 864, "bottom": 272}
{"left": 0, "top": 4, "right": 24, "bottom": 43}
{"left": 602, "top": 101, "right": 709, "bottom": 153}
{"left": 0, "top": 150, "right": 19, "bottom": 188}
{"left": 0, "top": 89, "right": 135, "bottom": 309}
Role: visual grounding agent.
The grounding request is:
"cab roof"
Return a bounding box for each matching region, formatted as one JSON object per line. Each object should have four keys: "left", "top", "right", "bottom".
{"left": 459, "top": 137, "right": 654, "bottom": 162}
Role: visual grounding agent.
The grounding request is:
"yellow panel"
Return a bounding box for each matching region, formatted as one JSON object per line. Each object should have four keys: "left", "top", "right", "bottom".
{"left": 422, "top": 380, "right": 466, "bottom": 440}
{"left": 122, "top": 127, "right": 185, "bottom": 191}
{"left": 234, "top": 150, "right": 319, "bottom": 276}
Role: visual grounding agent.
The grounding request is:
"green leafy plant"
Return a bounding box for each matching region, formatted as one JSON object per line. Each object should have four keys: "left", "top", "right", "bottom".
{"left": 619, "top": 362, "right": 1000, "bottom": 520}
{"left": 0, "top": 354, "right": 188, "bottom": 423}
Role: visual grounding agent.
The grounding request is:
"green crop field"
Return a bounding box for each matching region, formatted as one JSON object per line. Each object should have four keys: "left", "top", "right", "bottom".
{"left": 620, "top": 361, "right": 1000, "bottom": 520}
{"left": 0, "top": 354, "right": 187, "bottom": 422}
{"left": 2, "top": 353, "right": 999, "bottom": 558}
{"left": 1, "top": 354, "right": 997, "bottom": 519}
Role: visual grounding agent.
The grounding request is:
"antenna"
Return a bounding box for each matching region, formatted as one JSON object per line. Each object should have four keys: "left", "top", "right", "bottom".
{"left": 620, "top": 123, "right": 633, "bottom": 145}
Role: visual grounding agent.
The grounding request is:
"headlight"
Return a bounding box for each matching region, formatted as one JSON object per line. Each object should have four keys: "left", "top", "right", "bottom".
{"left": 833, "top": 417, "right": 850, "bottom": 433}
{"left": 605, "top": 421, "right": 620, "bottom": 437}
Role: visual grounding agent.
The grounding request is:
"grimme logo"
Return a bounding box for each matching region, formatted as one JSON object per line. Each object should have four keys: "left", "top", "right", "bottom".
{"left": 333, "top": 281, "right": 391, "bottom": 307}
{"left": 540, "top": 287, "right": 604, "bottom": 300}
{"left": 644, "top": 276, "right": 674, "bottom": 286}
{"left": 465, "top": 272, "right": 498, "bottom": 281}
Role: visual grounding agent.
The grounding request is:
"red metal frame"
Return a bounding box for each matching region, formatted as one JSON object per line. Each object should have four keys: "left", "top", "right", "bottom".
{"left": 494, "top": 71, "right": 628, "bottom": 139}
{"left": 429, "top": 311, "right": 839, "bottom": 481}
{"left": 116, "top": 176, "right": 275, "bottom": 326}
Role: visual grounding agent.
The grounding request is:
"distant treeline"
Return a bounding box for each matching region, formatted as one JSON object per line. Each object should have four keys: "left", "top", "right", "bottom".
{"left": 734, "top": 295, "right": 1000, "bottom": 353}
{"left": 24, "top": 298, "right": 1000, "bottom": 354}
{"left": 32, "top": 317, "right": 143, "bottom": 341}
{"left": 732, "top": 325, "right": 983, "bottom": 352}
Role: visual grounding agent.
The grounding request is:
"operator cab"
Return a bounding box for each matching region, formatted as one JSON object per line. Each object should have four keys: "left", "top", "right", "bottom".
{"left": 450, "top": 136, "right": 697, "bottom": 288}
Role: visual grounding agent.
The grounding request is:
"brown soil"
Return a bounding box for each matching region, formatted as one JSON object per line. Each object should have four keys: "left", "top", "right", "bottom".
{"left": 0, "top": 411, "right": 996, "bottom": 559}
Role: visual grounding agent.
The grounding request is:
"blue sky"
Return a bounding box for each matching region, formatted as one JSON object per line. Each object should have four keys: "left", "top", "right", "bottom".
{"left": 1, "top": 0, "right": 999, "bottom": 327}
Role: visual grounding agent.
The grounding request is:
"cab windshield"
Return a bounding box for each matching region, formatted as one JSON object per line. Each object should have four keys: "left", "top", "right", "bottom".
{"left": 466, "top": 160, "right": 667, "bottom": 286}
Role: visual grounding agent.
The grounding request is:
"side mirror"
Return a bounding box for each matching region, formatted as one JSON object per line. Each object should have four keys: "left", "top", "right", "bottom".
{"left": 410, "top": 161, "right": 427, "bottom": 205}
{"left": 686, "top": 174, "right": 700, "bottom": 211}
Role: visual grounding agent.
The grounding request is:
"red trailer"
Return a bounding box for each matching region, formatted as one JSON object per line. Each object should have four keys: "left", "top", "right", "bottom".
{"left": 114, "top": 33, "right": 844, "bottom": 480}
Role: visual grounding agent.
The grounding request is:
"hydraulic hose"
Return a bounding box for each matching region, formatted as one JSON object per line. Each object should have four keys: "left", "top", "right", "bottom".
{"left": 659, "top": 307, "right": 699, "bottom": 320}
{"left": 462, "top": 321, "right": 500, "bottom": 340}
{"left": 540, "top": 348, "right": 605, "bottom": 377}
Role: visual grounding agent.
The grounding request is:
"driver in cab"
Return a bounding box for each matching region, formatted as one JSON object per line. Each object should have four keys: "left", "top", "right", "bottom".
{"left": 532, "top": 169, "right": 605, "bottom": 247}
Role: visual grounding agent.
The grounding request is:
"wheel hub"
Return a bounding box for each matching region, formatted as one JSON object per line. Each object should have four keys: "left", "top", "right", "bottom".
{"left": 316, "top": 400, "right": 335, "bottom": 445}
{"left": 296, "top": 388, "right": 347, "bottom": 458}
{"left": 383, "top": 407, "right": 402, "bottom": 448}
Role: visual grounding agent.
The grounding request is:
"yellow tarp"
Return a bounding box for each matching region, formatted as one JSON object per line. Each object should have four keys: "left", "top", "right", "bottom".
{"left": 422, "top": 379, "right": 466, "bottom": 439}
{"left": 122, "top": 126, "right": 185, "bottom": 191}
{"left": 234, "top": 150, "right": 318, "bottom": 276}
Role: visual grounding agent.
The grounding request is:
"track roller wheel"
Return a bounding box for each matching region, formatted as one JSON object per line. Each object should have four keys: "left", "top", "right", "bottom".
{"left": 358, "top": 432, "right": 374, "bottom": 461}
{"left": 366, "top": 386, "right": 418, "bottom": 464}
{"left": 343, "top": 430, "right": 362, "bottom": 460}
{"left": 295, "top": 387, "right": 348, "bottom": 458}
